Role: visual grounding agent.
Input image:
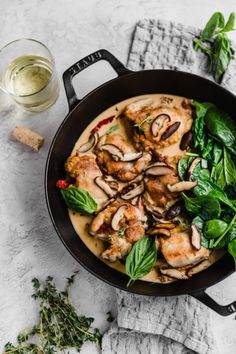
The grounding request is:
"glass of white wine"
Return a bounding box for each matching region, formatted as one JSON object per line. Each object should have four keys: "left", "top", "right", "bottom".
{"left": 0, "top": 38, "right": 59, "bottom": 112}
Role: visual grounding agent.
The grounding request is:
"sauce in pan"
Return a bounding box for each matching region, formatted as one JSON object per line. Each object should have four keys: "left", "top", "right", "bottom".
{"left": 67, "top": 94, "right": 225, "bottom": 283}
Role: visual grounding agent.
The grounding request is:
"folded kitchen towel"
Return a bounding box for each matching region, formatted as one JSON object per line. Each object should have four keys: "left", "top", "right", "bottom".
{"left": 102, "top": 19, "right": 236, "bottom": 354}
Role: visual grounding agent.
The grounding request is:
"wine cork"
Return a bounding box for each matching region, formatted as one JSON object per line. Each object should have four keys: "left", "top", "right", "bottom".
{"left": 11, "top": 125, "right": 44, "bottom": 151}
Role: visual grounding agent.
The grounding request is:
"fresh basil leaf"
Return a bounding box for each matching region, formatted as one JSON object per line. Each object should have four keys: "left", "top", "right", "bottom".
{"left": 192, "top": 216, "right": 208, "bottom": 247}
{"left": 204, "top": 219, "right": 228, "bottom": 239}
{"left": 210, "top": 34, "right": 233, "bottom": 82}
{"left": 125, "top": 236, "right": 157, "bottom": 286}
{"left": 223, "top": 147, "right": 236, "bottom": 185}
{"left": 223, "top": 12, "right": 235, "bottom": 32}
{"left": 182, "top": 193, "right": 221, "bottom": 220}
{"left": 205, "top": 105, "right": 236, "bottom": 155}
{"left": 228, "top": 239, "right": 236, "bottom": 267}
{"left": 61, "top": 187, "right": 97, "bottom": 214}
{"left": 201, "top": 12, "right": 225, "bottom": 40}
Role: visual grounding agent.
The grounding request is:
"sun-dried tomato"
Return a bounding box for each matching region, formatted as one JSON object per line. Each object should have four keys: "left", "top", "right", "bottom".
{"left": 56, "top": 180, "right": 69, "bottom": 188}
{"left": 91, "top": 116, "right": 115, "bottom": 134}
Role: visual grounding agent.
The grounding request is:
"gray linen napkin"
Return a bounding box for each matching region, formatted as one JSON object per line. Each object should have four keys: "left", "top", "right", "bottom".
{"left": 102, "top": 19, "right": 236, "bottom": 354}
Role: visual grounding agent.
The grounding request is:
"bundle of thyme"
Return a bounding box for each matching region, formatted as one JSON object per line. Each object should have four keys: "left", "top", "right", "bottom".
{"left": 3, "top": 273, "right": 101, "bottom": 353}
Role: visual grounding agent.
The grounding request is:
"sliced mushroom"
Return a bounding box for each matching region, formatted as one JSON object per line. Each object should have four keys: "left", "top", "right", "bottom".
{"left": 103, "top": 175, "right": 119, "bottom": 190}
{"left": 128, "top": 173, "right": 144, "bottom": 185}
{"left": 79, "top": 133, "right": 99, "bottom": 153}
{"left": 99, "top": 144, "right": 124, "bottom": 161}
{"left": 111, "top": 205, "right": 127, "bottom": 231}
{"left": 180, "top": 131, "right": 193, "bottom": 150}
{"left": 165, "top": 202, "right": 182, "bottom": 220}
{"left": 191, "top": 224, "right": 201, "bottom": 250}
{"left": 121, "top": 151, "right": 143, "bottom": 162}
{"left": 160, "top": 268, "right": 188, "bottom": 280}
{"left": 161, "top": 121, "right": 181, "bottom": 140}
{"left": 95, "top": 176, "right": 117, "bottom": 197}
{"left": 167, "top": 180, "right": 198, "bottom": 193}
{"left": 131, "top": 196, "right": 140, "bottom": 205}
{"left": 145, "top": 162, "right": 172, "bottom": 176}
{"left": 188, "top": 157, "right": 201, "bottom": 179}
{"left": 151, "top": 114, "right": 171, "bottom": 137}
{"left": 188, "top": 260, "right": 211, "bottom": 277}
{"left": 147, "top": 228, "right": 171, "bottom": 237}
{"left": 121, "top": 182, "right": 144, "bottom": 200}
{"left": 153, "top": 222, "right": 176, "bottom": 230}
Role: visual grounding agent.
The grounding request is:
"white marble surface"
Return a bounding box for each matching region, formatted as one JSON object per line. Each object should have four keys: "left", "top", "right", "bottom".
{"left": 0, "top": 0, "right": 236, "bottom": 353}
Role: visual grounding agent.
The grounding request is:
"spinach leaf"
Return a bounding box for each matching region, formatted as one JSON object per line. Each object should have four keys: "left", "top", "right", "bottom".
{"left": 178, "top": 157, "right": 194, "bottom": 180}
{"left": 223, "top": 147, "right": 236, "bottom": 185}
{"left": 193, "top": 170, "right": 236, "bottom": 211}
{"left": 191, "top": 100, "right": 213, "bottom": 152}
{"left": 228, "top": 239, "right": 236, "bottom": 267}
{"left": 223, "top": 12, "right": 236, "bottom": 32}
{"left": 182, "top": 193, "right": 221, "bottom": 220}
{"left": 213, "top": 213, "right": 236, "bottom": 247}
{"left": 224, "top": 181, "right": 236, "bottom": 199}
{"left": 213, "top": 159, "right": 225, "bottom": 188}
{"left": 202, "top": 137, "right": 214, "bottom": 159}
{"left": 125, "top": 236, "right": 157, "bottom": 286}
{"left": 61, "top": 187, "right": 97, "bottom": 214}
{"left": 211, "top": 142, "right": 223, "bottom": 178}
{"left": 192, "top": 216, "right": 208, "bottom": 247}
{"left": 204, "top": 219, "right": 228, "bottom": 239}
{"left": 205, "top": 106, "right": 236, "bottom": 155}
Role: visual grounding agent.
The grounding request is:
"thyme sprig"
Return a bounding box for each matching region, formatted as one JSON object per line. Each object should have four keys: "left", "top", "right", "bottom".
{"left": 3, "top": 273, "right": 101, "bottom": 354}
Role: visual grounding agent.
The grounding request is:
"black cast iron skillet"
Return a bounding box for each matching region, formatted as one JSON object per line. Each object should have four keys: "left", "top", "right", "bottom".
{"left": 45, "top": 49, "right": 236, "bottom": 316}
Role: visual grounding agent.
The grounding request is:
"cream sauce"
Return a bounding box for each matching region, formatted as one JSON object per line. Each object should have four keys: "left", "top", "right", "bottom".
{"left": 68, "top": 94, "right": 224, "bottom": 282}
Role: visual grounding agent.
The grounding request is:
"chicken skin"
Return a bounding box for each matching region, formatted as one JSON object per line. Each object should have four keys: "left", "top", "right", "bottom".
{"left": 123, "top": 98, "right": 193, "bottom": 156}
{"left": 159, "top": 226, "right": 210, "bottom": 268}
{"left": 89, "top": 198, "right": 147, "bottom": 262}
{"left": 95, "top": 133, "right": 151, "bottom": 182}
{"left": 144, "top": 172, "right": 180, "bottom": 211}
{"left": 65, "top": 153, "right": 108, "bottom": 208}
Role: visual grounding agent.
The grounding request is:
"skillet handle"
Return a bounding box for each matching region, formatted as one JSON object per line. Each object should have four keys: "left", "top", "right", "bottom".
{"left": 192, "top": 290, "right": 236, "bottom": 316}
{"left": 63, "top": 49, "right": 131, "bottom": 111}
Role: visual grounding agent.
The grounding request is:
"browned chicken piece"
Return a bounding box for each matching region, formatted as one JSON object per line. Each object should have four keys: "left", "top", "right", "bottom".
{"left": 89, "top": 198, "right": 147, "bottom": 262}
{"left": 123, "top": 99, "right": 193, "bottom": 156}
{"left": 65, "top": 154, "right": 108, "bottom": 208}
{"left": 159, "top": 226, "right": 210, "bottom": 268}
{"left": 144, "top": 172, "right": 180, "bottom": 212}
{"left": 95, "top": 133, "right": 152, "bottom": 182}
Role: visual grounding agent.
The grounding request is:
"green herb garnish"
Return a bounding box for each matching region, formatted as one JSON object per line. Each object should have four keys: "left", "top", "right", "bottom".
{"left": 193, "top": 12, "right": 235, "bottom": 82}
{"left": 61, "top": 186, "right": 97, "bottom": 214}
{"left": 106, "top": 125, "right": 118, "bottom": 135}
{"left": 125, "top": 236, "right": 157, "bottom": 287}
{"left": 3, "top": 273, "right": 101, "bottom": 353}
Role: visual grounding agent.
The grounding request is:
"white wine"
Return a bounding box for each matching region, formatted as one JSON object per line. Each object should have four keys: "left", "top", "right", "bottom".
{"left": 3, "top": 54, "right": 59, "bottom": 112}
